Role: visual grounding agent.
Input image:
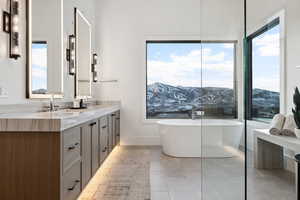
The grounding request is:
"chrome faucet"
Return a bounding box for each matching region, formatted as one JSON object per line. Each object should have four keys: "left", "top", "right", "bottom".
{"left": 44, "top": 94, "right": 59, "bottom": 112}
{"left": 49, "top": 94, "right": 54, "bottom": 111}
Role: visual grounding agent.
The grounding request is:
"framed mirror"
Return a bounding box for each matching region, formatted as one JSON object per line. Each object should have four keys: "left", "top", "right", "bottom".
{"left": 26, "top": 0, "right": 64, "bottom": 98}
{"left": 74, "top": 8, "right": 92, "bottom": 99}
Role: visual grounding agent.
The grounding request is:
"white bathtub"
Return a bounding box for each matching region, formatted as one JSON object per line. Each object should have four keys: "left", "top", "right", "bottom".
{"left": 158, "top": 119, "right": 243, "bottom": 158}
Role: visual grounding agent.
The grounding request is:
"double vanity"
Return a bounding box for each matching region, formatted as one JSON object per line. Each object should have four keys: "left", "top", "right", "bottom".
{"left": 0, "top": 104, "right": 120, "bottom": 200}
{"left": 0, "top": 0, "right": 119, "bottom": 199}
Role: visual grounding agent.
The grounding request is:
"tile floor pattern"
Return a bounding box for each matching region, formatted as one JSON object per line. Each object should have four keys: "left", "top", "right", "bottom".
{"left": 79, "top": 146, "right": 296, "bottom": 200}
{"left": 78, "top": 146, "right": 151, "bottom": 200}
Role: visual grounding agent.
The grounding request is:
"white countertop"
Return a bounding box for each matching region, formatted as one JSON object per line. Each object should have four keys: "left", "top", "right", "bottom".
{"left": 0, "top": 104, "right": 120, "bottom": 132}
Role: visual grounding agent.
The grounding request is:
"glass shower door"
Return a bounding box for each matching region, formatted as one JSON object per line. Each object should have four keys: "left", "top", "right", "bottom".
{"left": 200, "top": 0, "right": 245, "bottom": 199}
{"left": 246, "top": 0, "right": 298, "bottom": 199}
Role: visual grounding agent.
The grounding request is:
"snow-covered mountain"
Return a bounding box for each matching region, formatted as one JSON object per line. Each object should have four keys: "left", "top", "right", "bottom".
{"left": 147, "top": 82, "right": 279, "bottom": 118}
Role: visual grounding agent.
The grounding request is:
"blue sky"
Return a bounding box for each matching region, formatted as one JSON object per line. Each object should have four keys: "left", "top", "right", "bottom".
{"left": 147, "top": 42, "right": 235, "bottom": 88}
{"left": 32, "top": 43, "right": 48, "bottom": 91}
{"left": 252, "top": 25, "right": 280, "bottom": 92}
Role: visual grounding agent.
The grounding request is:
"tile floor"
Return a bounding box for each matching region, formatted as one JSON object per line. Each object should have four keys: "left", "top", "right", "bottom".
{"left": 79, "top": 146, "right": 296, "bottom": 200}
{"left": 150, "top": 146, "right": 296, "bottom": 200}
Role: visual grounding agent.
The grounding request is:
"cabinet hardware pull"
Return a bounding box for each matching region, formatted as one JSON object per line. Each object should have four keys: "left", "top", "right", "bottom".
{"left": 102, "top": 125, "right": 107, "bottom": 129}
{"left": 116, "top": 118, "right": 120, "bottom": 120}
{"left": 90, "top": 122, "right": 97, "bottom": 126}
{"left": 102, "top": 147, "right": 107, "bottom": 152}
{"left": 116, "top": 134, "right": 120, "bottom": 136}
{"left": 68, "top": 142, "right": 79, "bottom": 150}
{"left": 111, "top": 114, "right": 116, "bottom": 116}
{"left": 68, "top": 180, "right": 80, "bottom": 191}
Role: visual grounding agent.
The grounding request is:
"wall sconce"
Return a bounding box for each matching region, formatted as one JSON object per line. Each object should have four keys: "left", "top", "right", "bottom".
{"left": 93, "top": 71, "right": 98, "bottom": 83}
{"left": 92, "top": 53, "right": 98, "bottom": 65}
{"left": 66, "top": 35, "right": 76, "bottom": 75}
{"left": 92, "top": 53, "right": 98, "bottom": 82}
{"left": 2, "top": 0, "right": 21, "bottom": 60}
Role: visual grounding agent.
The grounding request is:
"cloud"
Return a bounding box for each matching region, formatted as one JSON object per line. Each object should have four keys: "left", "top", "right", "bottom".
{"left": 253, "top": 76, "right": 280, "bottom": 92}
{"left": 32, "top": 47, "right": 47, "bottom": 68}
{"left": 253, "top": 32, "right": 280, "bottom": 57}
{"left": 148, "top": 47, "right": 234, "bottom": 87}
{"left": 32, "top": 65, "right": 47, "bottom": 80}
{"left": 223, "top": 43, "right": 234, "bottom": 49}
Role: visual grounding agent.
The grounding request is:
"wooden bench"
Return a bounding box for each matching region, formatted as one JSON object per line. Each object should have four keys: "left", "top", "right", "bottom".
{"left": 253, "top": 129, "right": 300, "bottom": 169}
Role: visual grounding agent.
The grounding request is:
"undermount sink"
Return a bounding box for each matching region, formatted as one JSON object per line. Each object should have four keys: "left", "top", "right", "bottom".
{"left": 33, "top": 111, "right": 81, "bottom": 119}
{"left": 51, "top": 112, "right": 80, "bottom": 118}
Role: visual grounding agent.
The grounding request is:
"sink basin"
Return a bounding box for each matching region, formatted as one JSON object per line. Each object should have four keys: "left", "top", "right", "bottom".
{"left": 32, "top": 111, "right": 81, "bottom": 119}
{"left": 51, "top": 112, "right": 80, "bottom": 118}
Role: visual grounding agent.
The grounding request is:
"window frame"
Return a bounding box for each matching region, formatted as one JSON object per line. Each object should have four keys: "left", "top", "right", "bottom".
{"left": 246, "top": 18, "right": 281, "bottom": 121}
{"left": 145, "top": 40, "right": 238, "bottom": 120}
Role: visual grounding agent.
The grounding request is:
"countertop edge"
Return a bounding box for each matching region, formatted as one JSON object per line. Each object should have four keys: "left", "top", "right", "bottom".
{"left": 0, "top": 104, "right": 121, "bottom": 133}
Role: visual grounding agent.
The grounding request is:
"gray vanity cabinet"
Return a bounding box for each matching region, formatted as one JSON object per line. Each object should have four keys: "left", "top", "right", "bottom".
{"left": 110, "top": 113, "right": 116, "bottom": 150}
{"left": 0, "top": 108, "right": 120, "bottom": 200}
{"left": 81, "top": 120, "right": 99, "bottom": 188}
{"left": 91, "top": 121, "right": 99, "bottom": 175}
{"left": 108, "top": 114, "right": 114, "bottom": 153}
{"left": 99, "top": 116, "right": 109, "bottom": 164}
{"left": 115, "top": 111, "right": 120, "bottom": 145}
{"left": 81, "top": 123, "right": 92, "bottom": 188}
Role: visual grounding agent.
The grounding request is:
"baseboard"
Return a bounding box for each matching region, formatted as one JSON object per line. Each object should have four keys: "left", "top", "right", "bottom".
{"left": 121, "top": 136, "right": 161, "bottom": 146}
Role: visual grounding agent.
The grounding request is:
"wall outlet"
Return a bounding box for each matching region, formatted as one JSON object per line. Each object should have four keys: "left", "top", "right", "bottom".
{"left": 0, "top": 86, "right": 8, "bottom": 98}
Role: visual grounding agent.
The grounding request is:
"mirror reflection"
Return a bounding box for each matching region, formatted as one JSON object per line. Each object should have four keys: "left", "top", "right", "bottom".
{"left": 75, "top": 8, "right": 92, "bottom": 99}
{"left": 27, "top": 0, "right": 63, "bottom": 98}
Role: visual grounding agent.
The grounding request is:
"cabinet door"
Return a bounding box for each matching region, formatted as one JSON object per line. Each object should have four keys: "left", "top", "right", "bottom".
{"left": 81, "top": 124, "right": 92, "bottom": 188}
{"left": 115, "top": 111, "right": 120, "bottom": 145}
{"left": 111, "top": 113, "right": 116, "bottom": 148}
{"left": 99, "top": 116, "right": 108, "bottom": 164}
{"left": 108, "top": 114, "right": 114, "bottom": 153}
{"left": 90, "top": 121, "right": 99, "bottom": 175}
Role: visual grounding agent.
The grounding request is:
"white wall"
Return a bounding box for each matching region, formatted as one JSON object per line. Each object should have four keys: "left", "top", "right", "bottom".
{"left": 0, "top": 0, "right": 96, "bottom": 105}
{"left": 94, "top": 0, "right": 243, "bottom": 145}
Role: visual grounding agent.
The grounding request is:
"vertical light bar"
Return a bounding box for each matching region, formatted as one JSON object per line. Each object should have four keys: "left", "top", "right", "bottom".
{"left": 93, "top": 71, "right": 98, "bottom": 82}
{"left": 92, "top": 53, "right": 98, "bottom": 82}
{"left": 92, "top": 53, "right": 98, "bottom": 65}
{"left": 68, "top": 35, "right": 76, "bottom": 75}
{"left": 10, "top": 0, "right": 20, "bottom": 59}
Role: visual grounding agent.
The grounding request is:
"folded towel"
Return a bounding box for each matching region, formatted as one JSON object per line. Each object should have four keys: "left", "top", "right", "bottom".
{"left": 281, "top": 114, "right": 296, "bottom": 137}
{"left": 269, "top": 114, "right": 285, "bottom": 135}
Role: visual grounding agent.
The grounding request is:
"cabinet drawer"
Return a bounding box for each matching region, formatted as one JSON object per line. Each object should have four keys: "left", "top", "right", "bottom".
{"left": 63, "top": 127, "right": 81, "bottom": 172}
{"left": 62, "top": 161, "right": 81, "bottom": 200}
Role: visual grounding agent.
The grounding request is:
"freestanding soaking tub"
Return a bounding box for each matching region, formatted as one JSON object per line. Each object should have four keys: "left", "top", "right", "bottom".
{"left": 158, "top": 119, "right": 243, "bottom": 158}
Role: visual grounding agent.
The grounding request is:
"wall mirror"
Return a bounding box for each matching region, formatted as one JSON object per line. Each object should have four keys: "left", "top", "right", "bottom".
{"left": 74, "top": 8, "right": 92, "bottom": 99}
{"left": 26, "top": 0, "right": 64, "bottom": 98}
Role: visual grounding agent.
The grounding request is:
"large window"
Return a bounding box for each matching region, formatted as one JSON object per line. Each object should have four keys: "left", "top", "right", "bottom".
{"left": 146, "top": 41, "right": 237, "bottom": 119}
{"left": 247, "top": 18, "right": 280, "bottom": 121}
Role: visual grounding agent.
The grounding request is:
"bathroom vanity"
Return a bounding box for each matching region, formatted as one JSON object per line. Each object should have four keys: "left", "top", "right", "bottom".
{"left": 0, "top": 104, "right": 120, "bottom": 200}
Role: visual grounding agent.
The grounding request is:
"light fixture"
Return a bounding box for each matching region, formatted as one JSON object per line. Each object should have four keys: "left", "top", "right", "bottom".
{"left": 92, "top": 53, "right": 98, "bottom": 82}
{"left": 92, "top": 53, "right": 98, "bottom": 65}
{"left": 67, "top": 35, "right": 76, "bottom": 75}
{"left": 93, "top": 71, "right": 98, "bottom": 83}
{"left": 2, "top": 0, "right": 20, "bottom": 59}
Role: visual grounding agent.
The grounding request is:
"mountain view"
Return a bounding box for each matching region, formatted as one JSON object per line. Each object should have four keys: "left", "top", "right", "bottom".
{"left": 146, "top": 82, "right": 279, "bottom": 119}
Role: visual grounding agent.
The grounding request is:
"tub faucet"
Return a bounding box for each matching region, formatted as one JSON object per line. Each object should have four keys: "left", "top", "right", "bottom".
{"left": 191, "top": 106, "right": 205, "bottom": 120}
{"left": 192, "top": 106, "right": 197, "bottom": 120}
